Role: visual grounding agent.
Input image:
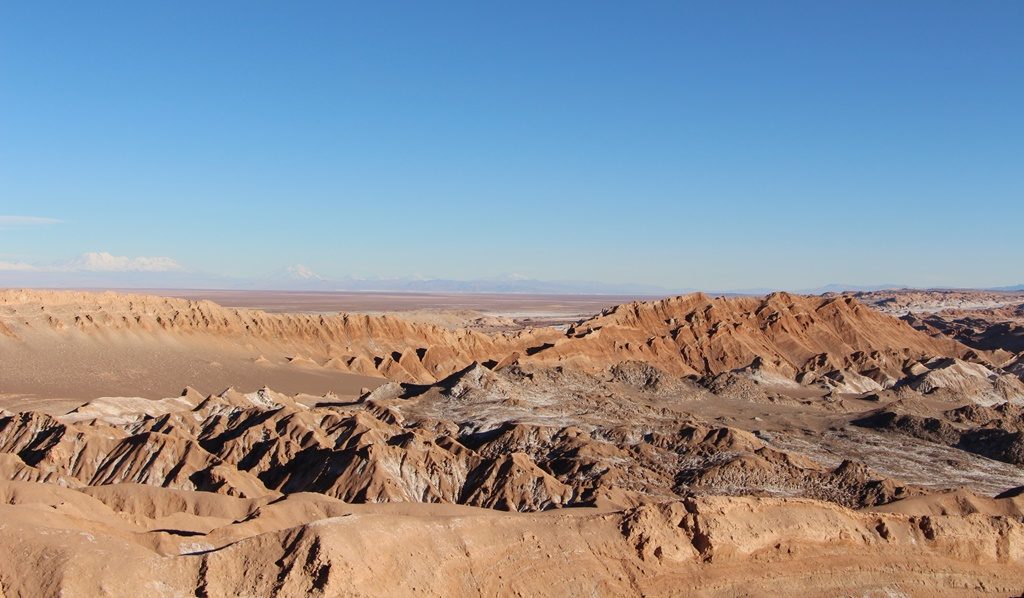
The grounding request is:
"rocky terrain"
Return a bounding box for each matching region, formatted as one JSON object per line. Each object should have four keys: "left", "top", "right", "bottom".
{"left": 2, "top": 289, "right": 1006, "bottom": 393}
{"left": 850, "top": 289, "right": 1024, "bottom": 317}
{"left": 1, "top": 288, "right": 1024, "bottom": 596}
{"left": 853, "top": 288, "right": 1024, "bottom": 381}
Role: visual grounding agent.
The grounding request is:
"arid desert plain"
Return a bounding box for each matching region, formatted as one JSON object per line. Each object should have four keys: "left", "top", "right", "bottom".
{"left": 1, "top": 287, "right": 1024, "bottom": 596}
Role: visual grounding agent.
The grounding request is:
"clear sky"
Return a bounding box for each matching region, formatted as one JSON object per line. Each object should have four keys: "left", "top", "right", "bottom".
{"left": 1, "top": 1, "right": 1021, "bottom": 290}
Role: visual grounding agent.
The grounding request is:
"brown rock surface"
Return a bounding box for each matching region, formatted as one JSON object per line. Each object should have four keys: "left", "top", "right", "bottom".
{"left": 2, "top": 289, "right": 1024, "bottom": 595}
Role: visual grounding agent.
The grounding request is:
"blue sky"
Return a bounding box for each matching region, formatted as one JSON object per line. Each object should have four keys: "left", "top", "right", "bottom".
{"left": 1, "top": 1, "right": 1021, "bottom": 290}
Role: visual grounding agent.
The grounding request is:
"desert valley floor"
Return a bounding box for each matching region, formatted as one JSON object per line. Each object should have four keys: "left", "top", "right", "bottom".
{"left": 1, "top": 288, "right": 1024, "bottom": 596}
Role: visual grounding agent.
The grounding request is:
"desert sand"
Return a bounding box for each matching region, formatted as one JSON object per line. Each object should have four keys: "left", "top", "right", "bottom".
{"left": 1, "top": 288, "right": 1024, "bottom": 596}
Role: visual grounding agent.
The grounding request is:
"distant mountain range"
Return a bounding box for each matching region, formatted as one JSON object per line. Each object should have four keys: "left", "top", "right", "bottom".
{"left": 270, "top": 269, "right": 677, "bottom": 295}
{"left": 0, "top": 268, "right": 676, "bottom": 296}
{"left": 0, "top": 266, "right": 1019, "bottom": 297}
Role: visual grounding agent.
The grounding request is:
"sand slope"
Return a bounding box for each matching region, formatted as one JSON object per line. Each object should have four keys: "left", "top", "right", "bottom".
{"left": 1, "top": 480, "right": 1022, "bottom": 597}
